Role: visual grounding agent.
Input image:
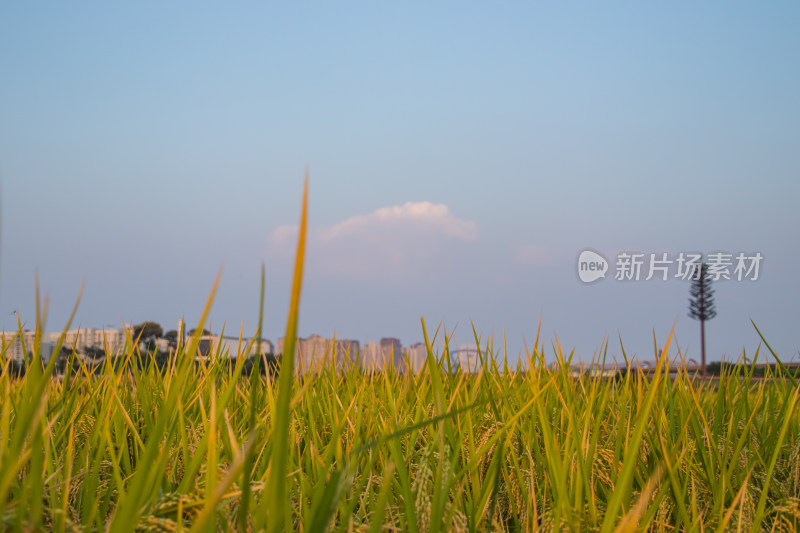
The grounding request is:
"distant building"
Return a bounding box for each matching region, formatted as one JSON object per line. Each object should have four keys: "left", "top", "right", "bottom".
{"left": 360, "top": 342, "right": 382, "bottom": 372}
{"left": 64, "top": 327, "right": 126, "bottom": 355}
{"left": 174, "top": 318, "right": 273, "bottom": 360}
{"left": 456, "top": 343, "right": 480, "bottom": 373}
{"left": 251, "top": 338, "right": 275, "bottom": 356}
{"left": 334, "top": 339, "right": 360, "bottom": 369}
{"left": 405, "top": 342, "right": 428, "bottom": 373}
{"left": 1, "top": 331, "right": 34, "bottom": 362}
{"left": 361, "top": 338, "right": 405, "bottom": 373}
{"left": 404, "top": 342, "right": 481, "bottom": 374}
{"left": 194, "top": 334, "right": 274, "bottom": 359}
{"left": 277, "top": 335, "right": 358, "bottom": 374}
{"left": 277, "top": 334, "right": 327, "bottom": 373}
{"left": 382, "top": 338, "right": 405, "bottom": 372}
{"left": 1, "top": 330, "right": 56, "bottom": 363}
{"left": 156, "top": 338, "right": 172, "bottom": 353}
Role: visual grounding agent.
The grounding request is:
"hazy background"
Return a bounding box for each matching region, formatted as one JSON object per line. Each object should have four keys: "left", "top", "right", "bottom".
{"left": 2, "top": 3, "right": 798, "bottom": 363}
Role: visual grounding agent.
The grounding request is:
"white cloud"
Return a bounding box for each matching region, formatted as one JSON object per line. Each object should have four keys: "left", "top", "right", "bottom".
{"left": 268, "top": 202, "right": 477, "bottom": 282}
{"left": 317, "top": 201, "right": 477, "bottom": 242}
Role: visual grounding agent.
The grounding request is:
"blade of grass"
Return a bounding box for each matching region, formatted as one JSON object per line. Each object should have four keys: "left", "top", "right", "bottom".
{"left": 262, "top": 175, "right": 308, "bottom": 533}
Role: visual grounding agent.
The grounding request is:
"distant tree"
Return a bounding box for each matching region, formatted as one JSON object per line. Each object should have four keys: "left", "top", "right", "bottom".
{"left": 188, "top": 328, "right": 211, "bottom": 336}
{"left": 241, "top": 353, "right": 281, "bottom": 378}
{"left": 83, "top": 346, "right": 107, "bottom": 360}
{"left": 8, "top": 358, "right": 26, "bottom": 379}
{"left": 133, "top": 321, "right": 163, "bottom": 351}
{"left": 133, "top": 321, "right": 163, "bottom": 340}
{"left": 263, "top": 353, "right": 280, "bottom": 377}
{"left": 164, "top": 330, "right": 178, "bottom": 341}
{"left": 688, "top": 263, "right": 717, "bottom": 377}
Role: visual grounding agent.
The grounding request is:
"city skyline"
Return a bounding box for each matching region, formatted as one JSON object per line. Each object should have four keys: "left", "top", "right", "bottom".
{"left": 1, "top": 323, "right": 483, "bottom": 376}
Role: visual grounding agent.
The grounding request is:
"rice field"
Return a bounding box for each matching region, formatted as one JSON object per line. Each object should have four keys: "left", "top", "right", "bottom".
{"left": 2, "top": 182, "right": 799, "bottom": 532}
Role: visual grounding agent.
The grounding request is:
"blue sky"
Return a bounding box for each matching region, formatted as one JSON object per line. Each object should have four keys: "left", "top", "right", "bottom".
{"left": 2, "top": 3, "right": 798, "bottom": 363}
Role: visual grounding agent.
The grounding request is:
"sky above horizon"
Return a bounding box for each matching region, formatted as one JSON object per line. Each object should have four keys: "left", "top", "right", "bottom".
{"left": 2, "top": 3, "right": 798, "bottom": 363}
